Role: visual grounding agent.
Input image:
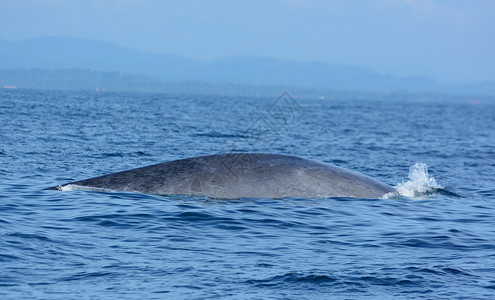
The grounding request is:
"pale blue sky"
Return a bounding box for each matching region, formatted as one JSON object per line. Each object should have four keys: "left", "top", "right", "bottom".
{"left": 0, "top": 0, "right": 493, "bottom": 82}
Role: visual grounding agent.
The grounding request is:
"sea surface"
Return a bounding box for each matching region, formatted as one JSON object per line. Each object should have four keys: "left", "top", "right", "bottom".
{"left": 1, "top": 89, "right": 494, "bottom": 299}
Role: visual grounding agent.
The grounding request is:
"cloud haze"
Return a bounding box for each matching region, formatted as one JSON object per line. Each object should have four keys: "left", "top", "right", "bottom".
{"left": 0, "top": 0, "right": 493, "bottom": 82}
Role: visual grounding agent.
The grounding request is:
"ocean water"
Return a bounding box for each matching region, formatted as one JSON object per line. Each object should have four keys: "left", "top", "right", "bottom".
{"left": 1, "top": 89, "right": 494, "bottom": 299}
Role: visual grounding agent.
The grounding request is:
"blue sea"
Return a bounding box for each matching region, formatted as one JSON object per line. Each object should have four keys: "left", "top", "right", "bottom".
{"left": 1, "top": 89, "right": 494, "bottom": 299}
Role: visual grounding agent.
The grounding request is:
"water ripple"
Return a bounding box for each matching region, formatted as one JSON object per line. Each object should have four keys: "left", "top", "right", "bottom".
{"left": 1, "top": 90, "right": 495, "bottom": 299}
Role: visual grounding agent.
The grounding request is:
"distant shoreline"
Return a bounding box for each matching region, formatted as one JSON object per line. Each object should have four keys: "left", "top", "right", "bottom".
{"left": 1, "top": 68, "right": 494, "bottom": 104}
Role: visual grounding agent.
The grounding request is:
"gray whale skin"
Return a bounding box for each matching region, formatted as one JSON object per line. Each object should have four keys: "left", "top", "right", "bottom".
{"left": 46, "top": 153, "right": 395, "bottom": 199}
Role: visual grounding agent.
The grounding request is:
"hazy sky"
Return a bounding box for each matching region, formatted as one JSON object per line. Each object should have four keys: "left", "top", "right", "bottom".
{"left": 0, "top": 0, "right": 494, "bottom": 82}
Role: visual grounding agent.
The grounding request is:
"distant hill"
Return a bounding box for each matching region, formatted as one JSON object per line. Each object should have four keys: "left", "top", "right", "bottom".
{"left": 0, "top": 36, "right": 494, "bottom": 95}
{"left": 0, "top": 68, "right": 305, "bottom": 97}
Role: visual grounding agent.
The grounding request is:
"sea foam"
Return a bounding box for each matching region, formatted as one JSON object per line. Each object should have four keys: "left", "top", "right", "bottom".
{"left": 394, "top": 163, "right": 443, "bottom": 198}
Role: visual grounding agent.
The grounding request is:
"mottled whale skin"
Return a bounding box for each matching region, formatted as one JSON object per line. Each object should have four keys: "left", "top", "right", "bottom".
{"left": 47, "top": 153, "right": 396, "bottom": 199}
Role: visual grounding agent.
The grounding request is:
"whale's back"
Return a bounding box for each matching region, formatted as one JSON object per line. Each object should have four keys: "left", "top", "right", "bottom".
{"left": 49, "top": 153, "right": 395, "bottom": 199}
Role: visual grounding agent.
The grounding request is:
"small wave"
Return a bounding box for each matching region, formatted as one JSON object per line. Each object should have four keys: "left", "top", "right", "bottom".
{"left": 59, "top": 271, "right": 115, "bottom": 282}
{"left": 393, "top": 163, "right": 444, "bottom": 198}
{"left": 248, "top": 272, "right": 337, "bottom": 287}
{"left": 0, "top": 253, "right": 21, "bottom": 262}
{"left": 190, "top": 132, "right": 246, "bottom": 139}
{"left": 248, "top": 272, "right": 423, "bottom": 289}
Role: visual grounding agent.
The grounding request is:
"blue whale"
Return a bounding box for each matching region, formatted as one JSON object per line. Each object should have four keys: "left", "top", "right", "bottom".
{"left": 46, "top": 153, "right": 396, "bottom": 199}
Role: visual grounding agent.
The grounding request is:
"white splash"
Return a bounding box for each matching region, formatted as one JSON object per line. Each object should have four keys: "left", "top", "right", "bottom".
{"left": 394, "top": 163, "right": 443, "bottom": 198}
